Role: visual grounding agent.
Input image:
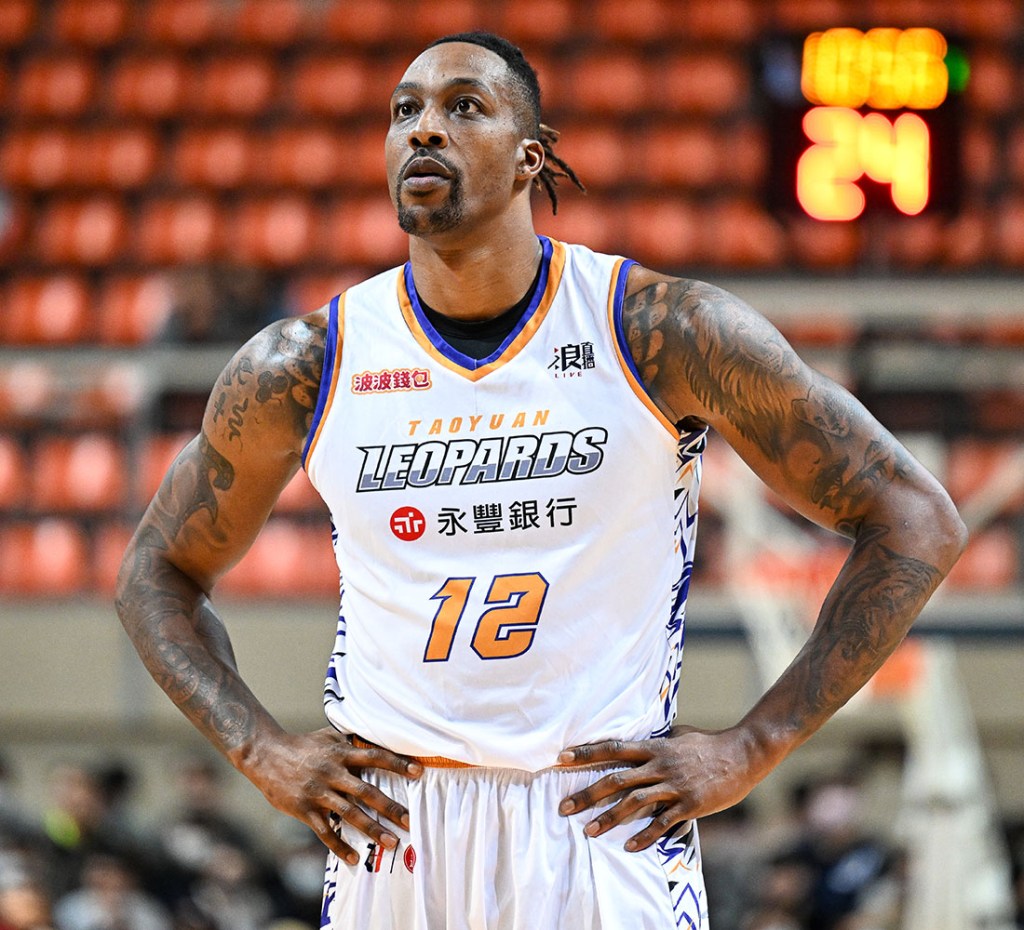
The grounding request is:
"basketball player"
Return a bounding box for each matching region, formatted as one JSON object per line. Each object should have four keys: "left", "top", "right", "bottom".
{"left": 116, "top": 32, "right": 966, "bottom": 929}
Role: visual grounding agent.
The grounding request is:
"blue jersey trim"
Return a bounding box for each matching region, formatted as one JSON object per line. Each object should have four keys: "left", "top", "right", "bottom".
{"left": 302, "top": 293, "right": 341, "bottom": 468}
{"left": 402, "top": 235, "right": 553, "bottom": 372}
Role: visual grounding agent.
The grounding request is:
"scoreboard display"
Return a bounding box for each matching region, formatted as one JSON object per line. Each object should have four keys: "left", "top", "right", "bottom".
{"left": 760, "top": 28, "right": 968, "bottom": 221}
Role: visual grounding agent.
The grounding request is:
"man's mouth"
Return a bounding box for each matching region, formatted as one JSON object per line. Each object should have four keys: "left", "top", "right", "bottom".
{"left": 402, "top": 156, "right": 454, "bottom": 190}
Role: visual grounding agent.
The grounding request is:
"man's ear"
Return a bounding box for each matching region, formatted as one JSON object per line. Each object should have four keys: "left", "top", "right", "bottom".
{"left": 515, "top": 138, "right": 546, "bottom": 182}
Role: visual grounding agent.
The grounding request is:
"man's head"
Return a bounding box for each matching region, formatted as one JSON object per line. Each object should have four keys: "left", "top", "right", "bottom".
{"left": 386, "top": 32, "right": 582, "bottom": 239}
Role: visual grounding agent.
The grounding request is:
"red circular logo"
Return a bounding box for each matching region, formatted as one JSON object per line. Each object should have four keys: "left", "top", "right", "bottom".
{"left": 390, "top": 506, "right": 426, "bottom": 541}
{"left": 404, "top": 845, "right": 416, "bottom": 873}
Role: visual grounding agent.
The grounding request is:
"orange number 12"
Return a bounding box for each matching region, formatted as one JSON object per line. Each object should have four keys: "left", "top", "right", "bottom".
{"left": 424, "top": 572, "right": 549, "bottom": 662}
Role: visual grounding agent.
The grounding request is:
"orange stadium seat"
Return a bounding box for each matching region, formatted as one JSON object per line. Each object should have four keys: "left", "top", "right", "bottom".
{"left": 138, "top": 433, "right": 194, "bottom": 505}
{"left": 0, "top": 433, "right": 27, "bottom": 510}
{"left": 593, "top": 0, "right": 671, "bottom": 44}
{"left": 569, "top": 53, "right": 650, "bottom": 117}
{"left": 2, "top": 276, "right": 91, "bottom": 344}
{"left": 14, "top": 53, "right": 96, "bottom": 118}
{"left": 684, "top": 0, "right": 760, "bottom": 43}
{"left": 76, "top": 364, "right": 148, "bottom": 428}
{"left": 719, "top": 122, "right": 767, "bottom": 187}
{"left": 52, "top": 0, "right": 130, "bottom": 46}
{"left": 703, "top": 198, "right": 788, "bottom": 268}
{"left": 97, "top": 275, "right": 174, "bottom": 345}
{"left": 29, "top": 433, "right": 126, "bottom": 513}
{"left": 321, "top": 198, "right": 408, "bottom": 267}
{"left": 289, "top": 55, "right": 381, "bottom": 119}
{"left": 405, "top": 0, "right": 484, "bottom": 43}
{"left": 108, "top": 56, "right": 190, "bottom": 118}
{"left": 141, "top": 0, "right": 221, "bottom": 46}
{"left": 231, "top": 196, "right": 317, "bottom": 267}
{"left": 662, "top": 53, "right": 748, "bottom": 116}
{"left": 173, "top": 128, "right": 256, "bottom": 190}
{"left": 0, "top": 519, "right": 90, "bottom": 596}
{"left": 346, "top": 126, "right": 390, "bottom": 189}
{"left": 553, "top": 122, "right": 633, "bottom": 191}
{"left": 85, "top": 128, "right": 162, "bottom": 190}
{"left": 234, "top": 0, "right": 309, "bottom": 46}
{"left": 973, "top": 390, "right": 1024, "bottom": 435}
{"left": 945, "top": 526, "right": 1019, "bottom": 590}
{"left": 287, "top": 271, "right": 374, "bottom": 315}
{"left": 92, "top": 521, "right": 134, "bottom": 596}
{"left": 0, "top": 127, "right": 76, "bottom": 190}
{"left": 0, "top": 0, "right": 34, "bottom": 46}
{"left": 954, "top": 0, "right": 1021, "bottom": 38}
{"left": 640, "top": 124, "right": 722, "bottom": 190}
{"left": 995, "top": 197, "right": 1024, "bottom": 267}
{"left": 539, "top": 198, "right": 618, "bottom": 255}
{"left": 622, "top": 196, "right": 702, "bottom": 268}
{"left": 35, "top": 197, "right": 129, "bottom": 266}
{"left": 219, "top": 520, "right": 339, "bottom": 598}
{"left": 962, "top": 122, "right": 998, "bottom": 190}
{"left": 788, "top": 218, "right": 862, "bottom": 269}
{"left": 498, "top": 0, "right": 577, "bottom": 46}
{"left": 774, "top": 0, "right": 851, "bottom": 30}
{"left": 321, "top": 0, "right": 398, "bottom": 45}
{"left": 941, "top": 209, "right": 993, "bottom": 269}
{"left": 0, "top": 362, "right": 56, "bottom": 426}
{"left": 135, "top": 195, "right": 225, "bottom": 264}
{"left": 194, "top": 55, "right": 277, "bottom": 117}
{"left": 265, "top": 126, "right": 345, "bottom": 189}
{"left": 966, "top": 50, "right": 1015, "bottom": 116}
{"left": 945, "top": 439, "right": 1024, "bottom": 512}
{"left": 274, "top": 468, "right": 328, "bottom": 515}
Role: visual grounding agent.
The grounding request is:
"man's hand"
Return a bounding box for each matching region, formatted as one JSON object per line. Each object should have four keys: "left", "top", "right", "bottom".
{"left": 557, "top": 726, "right": 765, "bottom": 852}
{"left": 253, "top": 728, "right": 423, "bottom": 865}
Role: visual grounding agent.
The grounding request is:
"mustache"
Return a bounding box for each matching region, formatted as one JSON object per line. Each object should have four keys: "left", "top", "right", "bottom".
{"left": 401, "top": 149, "right": 459, "bottom": 180}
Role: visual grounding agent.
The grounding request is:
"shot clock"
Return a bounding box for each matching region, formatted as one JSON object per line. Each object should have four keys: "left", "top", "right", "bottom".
{"left": 760, "top": 27, "right": 967, "bottom": 221}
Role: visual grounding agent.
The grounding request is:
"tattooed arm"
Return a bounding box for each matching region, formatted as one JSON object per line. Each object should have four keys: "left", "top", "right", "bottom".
{"left": 559, "top": 267, "right": 967, "bottom": 850}
{"left": 115, "top": 312, "right": 419, "bottom": 865}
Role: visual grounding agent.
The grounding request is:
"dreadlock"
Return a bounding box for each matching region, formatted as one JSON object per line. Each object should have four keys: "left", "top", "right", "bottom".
{"left": 426, "top": 31, "right": 586, "bottom": 214}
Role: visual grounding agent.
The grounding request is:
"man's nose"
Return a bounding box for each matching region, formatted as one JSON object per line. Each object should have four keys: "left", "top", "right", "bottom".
{"left": 408, "top": 107, "right": 448, "bottom": 149}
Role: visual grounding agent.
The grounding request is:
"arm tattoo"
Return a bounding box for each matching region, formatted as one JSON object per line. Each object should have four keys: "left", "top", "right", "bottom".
{"left": 115, "top": 315, "right": 326, "bottom": 759}
{"left": 622, "top": 278, "right": 912, "bottom": 529}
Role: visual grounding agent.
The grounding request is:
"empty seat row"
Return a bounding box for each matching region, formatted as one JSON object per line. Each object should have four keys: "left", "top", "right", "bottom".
{"left": 0, "top": 515, "right": 339, "bottom": 598}
{"left": 8, "top": 193, "right": 1024, "bottom": 274}
{"left": 0, "top": 0, "right": 1018, "bottom": 51}
{"left": 0, "top": 430, "right": 328, "bottom": 516}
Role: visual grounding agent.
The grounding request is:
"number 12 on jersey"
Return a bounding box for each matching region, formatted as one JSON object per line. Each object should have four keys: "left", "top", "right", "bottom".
{"left": 424, "top": 573, "right": 549, "bottom": 662}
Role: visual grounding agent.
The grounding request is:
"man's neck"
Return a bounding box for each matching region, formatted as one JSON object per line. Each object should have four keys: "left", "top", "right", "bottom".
{"left": 408, "top": 220, "right": 542, "bottom": 322}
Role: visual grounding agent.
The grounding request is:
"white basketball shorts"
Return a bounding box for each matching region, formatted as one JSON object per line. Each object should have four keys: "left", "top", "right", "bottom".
{"left": 318, "top": 762, "right": 708, "bottom": 930}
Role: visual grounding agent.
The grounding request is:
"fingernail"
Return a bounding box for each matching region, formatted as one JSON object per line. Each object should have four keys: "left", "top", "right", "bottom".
{"left": 584, "top": 822, "right": 600, "bottom": 837}
{"left": 401, "top": 813, "right": 410, "bottom": 830}
{"left": 407, "top": 762, "right": 423, "bottom": 777}
{"left": 558, "top": 799, "right": 575, "bottom": 815}
{"left": 346, "top": 852, "right": 360, "bottom": 866}
{"left": 624, "top": 839, "right": 638, "bottom": 852}
{"left": 558, "top": 750, "right": 575, "bottom": 764}
{"left": 381, "top": 833, "right": 398, "bottom": 849}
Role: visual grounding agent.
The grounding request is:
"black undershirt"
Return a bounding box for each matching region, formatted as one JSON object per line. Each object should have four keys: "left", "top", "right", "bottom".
{"left": 419, "top": 262, "right": 543, "bottom": 361}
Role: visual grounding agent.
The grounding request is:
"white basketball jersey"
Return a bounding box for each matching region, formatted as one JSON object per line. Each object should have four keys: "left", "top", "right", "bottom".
{"left": 304, "top": 237, "right": 705, "bottom": 771}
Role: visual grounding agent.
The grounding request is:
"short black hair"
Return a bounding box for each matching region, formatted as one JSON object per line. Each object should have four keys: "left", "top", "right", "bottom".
{"left": 422, "top": 31, "right": 584, "bottom": 214}
{"left": 426, "top": 31, "right": 541, "bottom": 136}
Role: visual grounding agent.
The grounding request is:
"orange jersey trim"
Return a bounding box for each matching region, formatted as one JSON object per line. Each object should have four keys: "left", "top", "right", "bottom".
{"left": 397, "top": 239, "right": 567, "bottom": 382}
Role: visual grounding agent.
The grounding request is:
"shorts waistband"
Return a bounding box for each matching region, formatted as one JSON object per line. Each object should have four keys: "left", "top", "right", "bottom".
{"left": 350, "top": 736, "right": 579, "bottom": 770}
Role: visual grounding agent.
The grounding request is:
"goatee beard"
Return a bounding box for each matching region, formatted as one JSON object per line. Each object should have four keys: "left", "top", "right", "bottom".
{"left": 396, "top": 177, "right": 465, "bottom": 235}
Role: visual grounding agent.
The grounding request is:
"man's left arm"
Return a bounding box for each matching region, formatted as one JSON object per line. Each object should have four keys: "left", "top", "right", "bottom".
{"left": 558, "top": 266, "right": 967, "bottom": 850}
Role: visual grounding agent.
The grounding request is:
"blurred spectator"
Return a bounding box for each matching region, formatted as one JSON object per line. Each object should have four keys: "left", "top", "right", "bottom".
{"left": 0, "top": 876, "right": 56, "bottom": 930}
{"left": 177, "top": 841, "right": 274, "bottom": 930}
{"left": 53, "top": 852, "right": 170, "bottom": 930}
{"left": 0, "top": 757, "right": 42, "bottom": 853}
{"left": 157, "top": 267, "right": 277, "bottom": 345}
{"left": 700, "top": 802, "right": 760, "bottom": 930}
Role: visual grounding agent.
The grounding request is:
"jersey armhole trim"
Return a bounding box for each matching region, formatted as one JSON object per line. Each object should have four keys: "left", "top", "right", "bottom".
{"left": 608, "top": 259, "right": 678, "bottom": 438}
{"left": 302, "top": 292, "right": 345, "bottom": 469}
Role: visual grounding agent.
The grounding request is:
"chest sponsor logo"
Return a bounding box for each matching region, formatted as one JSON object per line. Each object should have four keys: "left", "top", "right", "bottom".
{"left": 548, "top": 341, "right": 595, "bottom": 378}
{"left": 352, "top": 368, "right": 432, "bottom": 394}
{"left": 356, "top": 428, "right": 608, "bottom": 492}
{"left": 389, "top": 505, "right": 426, "bottom": 540}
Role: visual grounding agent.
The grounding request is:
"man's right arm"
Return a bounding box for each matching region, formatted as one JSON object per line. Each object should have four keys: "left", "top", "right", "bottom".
{"left": 115, "top": 311, "right": 420, "bottom": 864}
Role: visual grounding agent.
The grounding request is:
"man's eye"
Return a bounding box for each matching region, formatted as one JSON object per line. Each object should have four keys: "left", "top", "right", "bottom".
{"left": 454, "top": 98, "right": 479, "bottom": 114}
{"left": 395, "top": 102, "right": 417, "bottom": 118}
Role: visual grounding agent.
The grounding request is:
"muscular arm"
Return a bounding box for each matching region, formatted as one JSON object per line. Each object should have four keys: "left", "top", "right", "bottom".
{"left": 115, "top": 312, "right": 418, "bottom": 863}
{"left": 560, "top": 268, "right": 966, "bottom": 847}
